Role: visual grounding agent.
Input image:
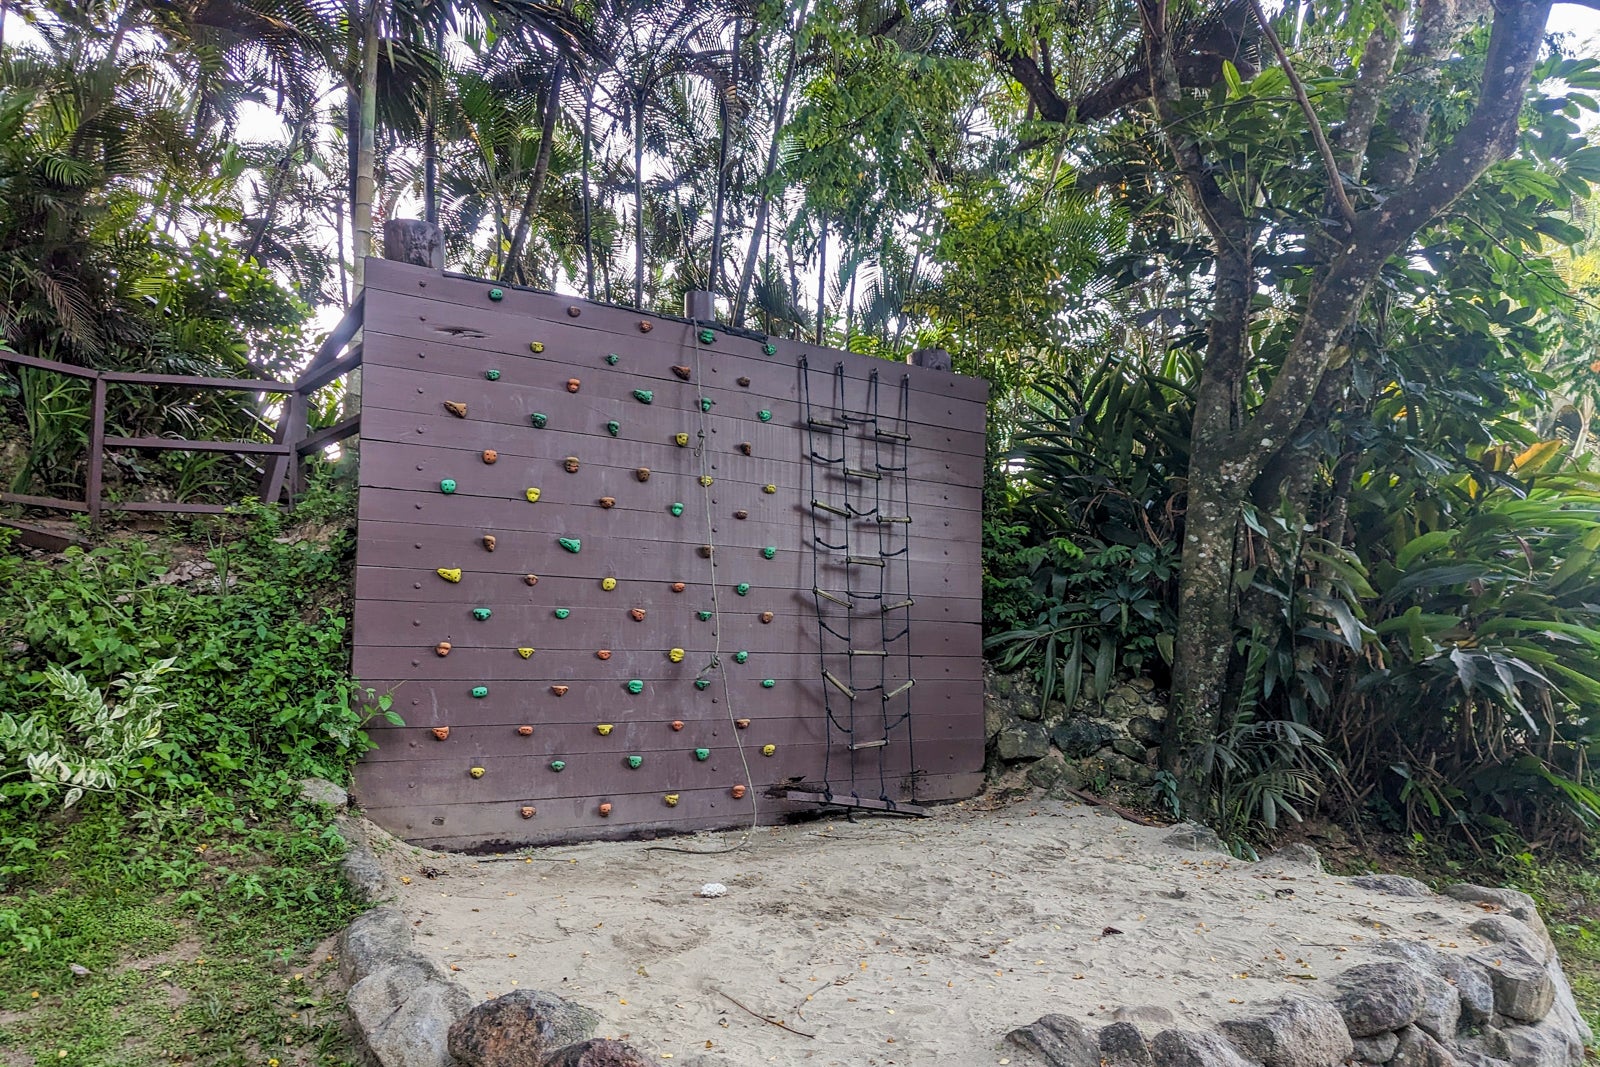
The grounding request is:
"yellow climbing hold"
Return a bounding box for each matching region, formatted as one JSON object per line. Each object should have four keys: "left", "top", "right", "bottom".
{"left": 762, "top": 484, "right": 777, "bottom": 494}
{"left": 526, "top": 487, "right": 542, "bottom": 503}
{"left": 668, "top": 647, "right": 685, "bottom": 663}
{"left": 664, "top": 793, "right": 680, "bottom": 807}
{"left": 517, "top": 647, "right": 535, "bottom": 659}
{"left": 596, "top": 723, "right": 614, "bottom": 736}
{"left": 601, "top": 576, "right": 617, "bottom": 591}
{"left": 698, "top": 475, "right": 714, "bottom": 487}
{"left": 436, "top": 567, "right": 462, "bottom": 583}
{"left": 761, "top": 744, "right": 776, "bottom": 756}
{"left": 674, "top": 432, "right": 689, "bottom": 446}
{"left": 469, "top": 766, "right": 486, "bottom": 779}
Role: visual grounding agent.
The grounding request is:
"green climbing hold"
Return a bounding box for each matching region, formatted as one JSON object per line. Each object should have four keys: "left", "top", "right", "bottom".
{"left": 626, "top": 680, "right": 644, "bottom": 695}
{"left": 694, "top": 678, "right": 711, "bottom": 690}
{"left": 735, "top": 583, "right": 750, "bottom": 596}
{"left": 605, "top": 353, "right": 620, "bottom": 365}
{"left": 554, "top": 608, "right": 570, "bottom": 620}
{"left": 488, "top": 287, "right": 504, "bottom": 301}
{"left": 757, "top": 410, "right": 772, "bottom": 422}
{"left": 762, "top": 342, "right": 776, "bottom": 356}
{"left": 700, "top": 397, "right": 714, "bottom": 412}
{"left": 471, "top": 686, "right": 489, "bottom": 698}
{"left": 698, "top": 328, "right": 715, "bottom": 344}
{"left": 761, "top": 679, "right": 775, "bottom": 688}
{"left": 550, "top": 760, "right": 566, "bottom": 772}
{"left": 762, "top": 546, "right": 777, "bottom": 560}
{"left": 472, "top": 607, "right": 492, "bottom": 621}
{"left": 485, "top": 369, "right": 501, "bottom": 380}
{"left": 559, "top": 537, "right": 581, "bottom": 553}
{"left": 439, "top": 478, "right": 457, "bottom": 494}
{"left": 697, "top": 610, "right": 713, "bottom": 621}
{"left": 733, "top": 651, "right": 748, "bottom": 664}
{"left": 606, "top": 421, "right": 620, "bottom": 437}
{"left": 670, "top": 502, "right": 684, "bottom": 517}
{"left": 694, "top": 748, "right": 710, "bottom": 761}
{"left": 531, "top": 413, "right": 548, "bottom": 428}
{"left": 633, "top": 389, "right": 654, "bottom": 404}
{"left": 627, "top": 755, "right": 643, "bottom": 769}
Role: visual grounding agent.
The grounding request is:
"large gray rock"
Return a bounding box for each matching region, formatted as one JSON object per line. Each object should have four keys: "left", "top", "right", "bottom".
{"left": 1113, "top": 1005, "right": 1177, "bottom": 1029}
{"left": 1127, "top": 715, "right": 1164, "bottom": 746}
{"left": 1163, "top": 824, "right": 1226, "bottom": 853}
{"left": 1026, "top": 753, "right": 1071, "bottom": 790}
{"left": 984, "top": 694, "right": 1008, "bottom": 740}
{"left": 340, "top": 907, "right": 414, "bottom": 985}
{"left": 1377, "top": 942, "right": 1496, "bottom": 1027}
{"left": 1414, "top": 966, "right": 1463, "bottom": 1041}
{"left": 1334, "top": 962, "right": 1429, "bottom": 1037}
{"left": 1472, "top": 943, "right": 1555, "bottom": 1023}
{"left": 364, "top": 981, "right": 475, "bottom": 1067}
{"left": 1351, "top": 874, "right": 1434, "bottom": 898}
{"left": 997, "top": 721, "right": 1050, "bottom": 761}
{"left": 1006, "top": 1014, "right": 1102, "bottom": 1066}
{"left": 1445, "top": 885, "right": 1550, "bottom": 950}
{"left": 1351, "top": 1032, "right": 1401, "bottom": 1064}
{"left": 1218, "top": 995, "right": 1353, "bottom": 1067}
{"left": 1149, "top": 1029, "right": 1254, "bottom": 1067}
{"left": 1098, "top": 1021, "right": 1154, "bottom": 1066}
{"left": 447, "top": 990, "right": 601, "bottom": 1067}
{"left": 299, "top": 776, "right": 348, "bottom": 808}
{"left": 1389, "top": 1025, "right": 1455, "bottom": 1067}
{"left": 1491, "top": 1020, "right": 1583, "bottom": 1067}
{"left": 541, "top": 1040, "right": 660, "bottom": 1067}
{"left": 348, "top": 957, "right": 453, "bottom": 1033}
{"left": 1051, "top": 719, "right": 1116, "bottom": 759}
{"left": 1268, "top": 843, "right": 1323, "bottom": 872}
{"left": 1471, "top": 916, "right": 1551, "bottom": 964}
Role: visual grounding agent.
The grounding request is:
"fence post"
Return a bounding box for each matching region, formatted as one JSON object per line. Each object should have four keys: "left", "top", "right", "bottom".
{"left": 86, "top": 375, "right": 107, "bottom": 527}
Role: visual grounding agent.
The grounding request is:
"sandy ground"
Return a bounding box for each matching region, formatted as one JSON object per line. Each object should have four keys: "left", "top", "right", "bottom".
{"left": 379, "top": 797, "right": 1504, "bottom": 1066}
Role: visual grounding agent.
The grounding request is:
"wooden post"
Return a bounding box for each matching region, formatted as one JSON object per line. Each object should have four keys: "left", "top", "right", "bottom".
{"left": 909, "top": 347, "right": 952, "bottom": 373}
{"left": 86, "top": 375, "right": 106, "bottom": 527}
{"left": 382, "top": 219, "right": 445, "bottom": 268}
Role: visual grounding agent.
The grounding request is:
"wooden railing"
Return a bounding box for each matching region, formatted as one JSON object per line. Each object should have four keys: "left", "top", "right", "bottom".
{"left": 0, "top": 293, "right": 365, "bottom": 525}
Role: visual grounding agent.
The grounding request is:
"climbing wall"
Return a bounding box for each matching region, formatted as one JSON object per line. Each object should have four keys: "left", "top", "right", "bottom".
{"left": 351, "top": 258, "right": 988, "bottom": 850}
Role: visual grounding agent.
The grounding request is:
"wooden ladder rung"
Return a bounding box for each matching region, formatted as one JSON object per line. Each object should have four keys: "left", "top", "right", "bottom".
{"left": 875, "top": 515, "right": 912, "bottom": 524}
{"left": 847, "top": 649, "right": 888, "bottom": 657}
{"left": 845, "top": 556, "right": 885, "bottom": 567}
{"left": 881, "top": 598, "right": 915, "bottom": 612}
{"left": 808, "top": 418, "right": 846, "bottom": 431}
{"left": 883, "top": 679, "right": 915, "bottom": 700}
{"left": 874, "top": 428, "right": 911, "bottom": 442}
{"left": 822, "top": 670, "right": 856, "bottom": 700}
{"left": 843, "top": 468, "right": 881, "bottom": 480}
{"left": 811, "top": 499, "right": 848, "bottom": 517}
{"left": 847, "top": 738, "right": 889, "bottom": 751}
{"left": 813, "top": 586, "right": 853, "bottom": 608}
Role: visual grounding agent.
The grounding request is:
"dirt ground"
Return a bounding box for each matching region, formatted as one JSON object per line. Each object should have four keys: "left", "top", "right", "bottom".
{"left": 377, "top": 797, "right": 1509, "bottom": 1066}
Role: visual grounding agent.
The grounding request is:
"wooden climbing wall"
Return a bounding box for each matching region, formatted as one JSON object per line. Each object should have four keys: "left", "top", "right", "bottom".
{"left": 351, "top": 258, "right": 988, "bottom": 850}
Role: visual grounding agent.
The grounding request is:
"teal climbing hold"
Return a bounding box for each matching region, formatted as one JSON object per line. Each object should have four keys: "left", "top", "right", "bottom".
{"left": 757, "top": 410, "right": 772, "bottom": 422}
{"left": 605, "top": 353, "right": 620, "bottom": 365}
{"left": 485, "top": 369, "right": 501, "bottom": 381}
{"left": 439, "top": 478, "right": 457, "bottom": 494}
{"left": 694, "top": 748, "right": 710, "bottom": 761}
{"left": 550, "top": 760, "right": 566, "bottom": 772}
{"left": 626, "top": 679, "right": 644, "bottom": 695}
{"left": 694, "top": 678, "right": 711, "bottom": 690}
{"left": 761, "top": 679, "right": 775, "bottom": 688}
{"left": 554, "top": 608, "right": 570, "bottom": 620}
{"left": 530, "top": 413, "right": 548, "bottom": 428}
{"left": 628, "top": 755, "right": 643, "bottom": 769}
{"left": 472, "top": 607, "right": 492, "bottom": 621}
{"left": 606, "top": 421, "right": 620, "bottom": 437}
{"left": 559, "top": 537, "right": 581, "bottom": 553}
{"left": 697, "top": 610, "right": 712, "bottom": 621}
{"left": 670, "top": 502, "right": 684, "bottom": 517}
{"left": 735, "top": 583, "right": 750, "bottom": 596}
{"left": 733, "top": 651, "right": 748, "bottom": 664}
{"left": 698, "top": 328, "right": 715, "bottom": 344}
{"left": 633, "top": 389, "right": 653, "bottom": 404}
{"left": 762, "top": 342, "right": 776, "bottom": 356}
{"left": 471, "top": 686, "right": 489, "bottom": 698}
{"left": 700, "top": 397, "right": 713, "bottom": 412}
{"left": 488, "top": 287, "right": 504, "bottom": 301}
{"left": 762, "top": 546, "right": 777, "bottom": 560}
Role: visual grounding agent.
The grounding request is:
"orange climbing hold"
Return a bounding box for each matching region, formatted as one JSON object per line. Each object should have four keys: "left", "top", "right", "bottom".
{"left": 630, "top": 607, "right": 647, "bottom": 621}
{"left": 670, "top": 720, "right": 685, "bottom": 731}
{"left": 637, "top": 320, "right": 653, "bottom": 333}
{"left": 735, "top": 718, "right": 751, "bottom": 728}
{"left": 671, "top": 582, "right": 686, "bottom": 593}
{"left": 596, "top": 649, "right": 612, "bottom": 660}
{"left": 431, "top": 726, "right": 450, "bottom": 741}
{"left": 525, "top": 574, "right": 539, "bottom": 586}
{"left": 671, "top": 365, "right": 692, "bottom": 380}
{"left": 731, "top": 784, "right": 747, "bottom": 799}
{"left": 482, "top": 449, "right": 498, "bottom": 464}
{"left": 550, "top": 685, "right": 569, "bottom": 697}
{"left": 482, "top": 534, "right": 496, "bottom": 551}
{"left": 435, "top": 641, "right": 452, "bottom": 656}
{"left": 444, "top": 401, "right": 468, "bottom": 418}
{"left": 517, "top": 725, "right": 534, "bottom": 736}
{"left": 598, "top": 496, "right": 616, "bottom": 508}
{"left": 760, "top": 611, "right": 774, "bottom": 624}
{"left": 599, "top": 802, "right": 613, "bottom": 816}
{"left": 636, "top": 467, "right": 651, "bottom": 482}
{"left": 566, "top": 378, "right": 581, "bottom": 393}
{"left": 520, "top": 806, "right": 536, "bottom": 819}
{"left": 564, "top": 456, "right": 580, "bottom": 473}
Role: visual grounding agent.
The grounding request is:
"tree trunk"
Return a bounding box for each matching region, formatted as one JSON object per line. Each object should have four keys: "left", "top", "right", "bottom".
{"left": 814, "top": 216, "right": 827, "bottom": 346}
{"left": 709, "top": 19, "right": 741, "bottom": 295}
{"left": 582, "top": 82, "right": 596, "bottom": 301}
{"left": 731, "top": 6, "right": 805, "bottom": 323}
{"left": 351, "top": 4, "right": 380, "bottom": 293}
{"left": 633, "top": 89, "right": 645, "bottom": 308}
{"left": 423, "top": 5, "right": 444, "bottom": 226}
{"left": 500, "top": 55, "right": 566, "bottom": 285}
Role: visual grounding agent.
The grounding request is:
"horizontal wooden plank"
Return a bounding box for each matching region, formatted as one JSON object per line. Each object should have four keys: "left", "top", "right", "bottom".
{"left": 1, "top": 492, "right": 89, "bottom": 512}
{"left": 105, "top": 436, "right": 290, "bottom": 455}
{"left": 0, "top": 351, "right": 100, "bottom": 379}
{"left": 110, "top": 501, "right": 241, "bottom": 514}
{"left": 101, "top": 372, "right": 294, "bottom": 392}
{"left": 296, "top": 346, "right": 363, "bottom": 395}
{"left": 297, "top": 415, "right": 361, "bottom": 455}
{"left": 363, "top": 259, "right": 990, "bottom": 406}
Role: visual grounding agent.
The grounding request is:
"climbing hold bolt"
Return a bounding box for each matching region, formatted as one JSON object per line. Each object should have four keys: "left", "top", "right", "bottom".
{"left": 440, "top": 479, "right": 458, "bottom": 494}
{"left": 525, "top": 574, "right": 539, "bottom": 586}
{"left": 762, "top": 484, "right": 777, "bottom": 494}
{"left": 737, "top": 376, "right": 751, "bottom": 387}
{"left": 486, "top": 369, "right": 501, "bottom": 381}
{"left": 482, "top": 449, "right": 498, "bottom": 464}
{"left": 596, "top": 649, "right": 612, "bottom": 661}
{"left": 628, "top": 755, "right": 643, "bottom": 769}
{"left": 563, "top": 456, "right": 580, "bottom": 473}
{"left": 735, "top": 718, "right": 750, "bottom": 728}
{"left": 483, "top": 535, "right": 497, "bottom": 551}
{"left": 734, "top": 510, "right": 748, "bottom": 520}
{"left": 530, "top": 413, "right": 548, "bottom": 428}
{"left": 757, "top": 409, "right": 772, "bottom": 422}
{"left": 739, "top": 442, "right": 752, "bottom": 456}
{"left": 673, "top": 432, "right": 690, "bottom": 447}
{"left": 473, "top": 607, "right": 492, "bottom": 621}
{"left": 699, "top": 475, "right": 714, "bottom": 487}
{"left": 550, "top": 685, "right": 569, "bottom": 696}
{"left": 444, "top": 401, "right": 468, "bottom": 418}
{"left": 606, "top": 421, "right": 620, "bottom": 437}
{"left": 488, "top": 288, "right": 504, "bottom": 301}
{"left": 601, "top": 576, "right": 617, "bottom": 591}
{"left": 437, "top": 567, "right": 462, "bottom": 583}
{"left": 697, "top": 328, "right": 715, "bottom": 344}
{"left": 517, "top": 648, "right": 534, "bottom": 659}
{"left": 761, "top": 744, "right": 776, "bottom": 756}
{"left": 762, "top": 546, "right": 776, "bottom": 560}
{"left": 471, "top": 686, "right": 489, "bottom": 698}
{"left": 694, "top": 678, "right": 711, "bottom": 690}
{"left": 700, "top": 397, "right": 714, "bottom": 412}
{"left": 431, "top": 727, "right": 450, "bottom": 741}
{"left": 638, "top": 320, "right": 653, "bottom": 332}
{"left": 664, "top": 793, "right": 680, "bottom": 806}
{"left": 733, "top": 651, "right": 748, "bottom": 664}
{"left": 529, "top": 341, "right": 545, "bottom": 353}
{"left": 760, "top": 611, "right": 774, "bottom": 624}
{"left": 559, "top": 537, "right": 581, "bottom": 553}
{"left": 762, "top": 343, "right": 776, "bottom": 356}
{"left": 598, "top": 802, "right": 613, "bottom": 817}
{"left": 671, "top": 582, "right": 686, "bottom": 593}
{"left": 605, "top": 353, "right": 619, "bottom": 365}
{"left": 671, "top": 365, "right": 692, "bottom": 380}
{"left": 626, "top": 679, "right": 644, "bottom": 694}
{"left": 517, "top": 725, "right": 534, "bottom": 736}
{"left": 599, "top": 496, "right": 616, "bottom": 509}
{"left": 470, "top": 766, "right": 486, "bottom": 778}
{"left": 736, "top": 583, "right": 750, "bottom": 596}
{"left": 554, "top": 608, "right": 570, "bottom": 620}
{"left": 698, "top": 545, "right": 713, "bottom": 559}
{"left": 731, "top": 784, "right": 747, "bottom": 799}
{"left": 520, "top": 805, "right": 536, "bottom": 819}
{"left": 550, "top": 760, "right": 566, "bottom": 772}
{"left": 670, "top": 502, "right": 684, "bottom": 516}
{"left": 435, "top": 641, "right": 453, "bottom": 656}
{"left": 630, "top": 608, "right": 647, "bottom": 621}
{"left": 566, "top": 377, "right": 580, "bottom": 393}
{"left": 671, "top": 720, "right": 685, "bottom": 731}
{"left": 694, "top": 748, "right": 710, "bottom": 761}
{"left": 636, "top": 467, "right": 651, "bottom": 482}
{"left": 633, "top": 389, "right": 653, "bottom": 404}
{"left": 596, "top": 723, "right": 613, "bottom": 736}
{"left": 697, "top": 611, "right": 713, "bottom": 621}
{"left": 668, "top": 647, "right": 685, "bottom": 663}
{"left": 526, "top": 487, "right": 542, "bottom": 503}
{"left": 761, "top": 679, "right": 775, "bottom": 688}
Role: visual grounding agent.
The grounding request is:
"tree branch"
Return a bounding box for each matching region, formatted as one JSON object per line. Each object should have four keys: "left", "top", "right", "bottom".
{"left": 1336, "top": 1, "right": 1406, "bottom": 177}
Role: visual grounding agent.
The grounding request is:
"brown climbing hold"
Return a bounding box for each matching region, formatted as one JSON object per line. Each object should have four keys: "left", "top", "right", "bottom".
{"left": 734, "top": 510, "right": 748, "bottom": 520}
{"left": 596, "top": 649, "right": 612, "bottom": 660}
{"left": 564, "top": 456, "right": 580, "bottom": 473}
{"left": 517, "top": 725, "right": 534, "bottom": 736}
{"left": 736, "top": 376, "right": 751, "bottom": 387}
{"left": 671, "top": 720, "right": 685, "bottom": 731}
{"left": 566, "top": 378, "right": 581, "bottom": 393}
{"left": 435, "top": 641, "right": 453, "bottom": 656}
{"left": 735, "top": 718, "right": 751, "bottom": 728}
{"left": 520, "top": 806, "right": 536, "bottom": 819}
{"left": 671, "top": 582, "right": 686, "bottom": 593}
{"left": 671, "top": 365, "right": 692, "bottom": 380}
{"left": 482, "top": 449, "right": 498, "bottom": 464}
{"left": 524, "top": 574, "right": 539, "bottom": 586}
{"left": 739, "top": 442, "right": 752, "bottom": 456}
{"left": 638, "top": 320, "right": 653, "bottom": 333}
{"left": 551, "top": 685, "right": 569, "bottom": 697}
{"left": 599, "top": 802, "right": 613, "bottom": 817}
{"left": 444, "top": 401, "right": 468, "bottom": 418}
{"left": 636, "top": 467, "right": 651, "bottom": 482}
{"left": 431, "top": 726, "right": 450, "bottom": 741}
{"left": 567, "top": 305, "right": 581, "bottom": 317}
{"left": 630, "top": 608, "right": 647, "bottom": 622}
{"left": 760, "top": 611, "right": 774, "bottom": 624}
{"left": 698, "top": 545, "right": 713, "bottom": 559}
{"left": 731, "top": 784, "right": 747, "bottom": 799}
{"left": 598, "top": 496, "right": 616, "bottom": 508}
{"left": 482, "top": 534, "right": 497, "bottom": 551}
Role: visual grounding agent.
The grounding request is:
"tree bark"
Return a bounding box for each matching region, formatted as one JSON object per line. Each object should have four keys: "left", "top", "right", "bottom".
{"left": 500, "top": 55, "right": 566, "bottom": 284}
{"left": 633, "top": 87, "right": 645, "bottom": 308}
{"left": 348, "top": 0, "right": 381, "bottom": 422}
{"left": 581, "top": 81, "right": 596, "bottom": 301}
